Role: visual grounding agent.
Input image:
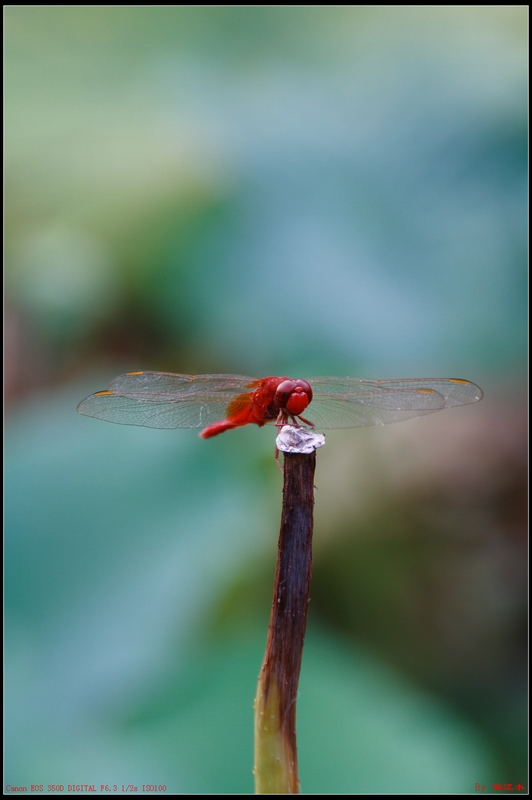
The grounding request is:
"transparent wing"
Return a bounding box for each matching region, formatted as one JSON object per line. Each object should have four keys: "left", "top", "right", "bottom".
{"left": 303, "top": 378, "right": 483, "bottom": 429}
{"left": 107, "top": 371, "right": 256, "bottom": 394}
{"left": 77, "top": 371, "right": 257, "bottom": 429}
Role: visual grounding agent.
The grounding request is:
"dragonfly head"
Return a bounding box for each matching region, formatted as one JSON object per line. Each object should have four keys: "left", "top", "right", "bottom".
{"left": 274, "top": 379, "right": 313, "bottom": 416}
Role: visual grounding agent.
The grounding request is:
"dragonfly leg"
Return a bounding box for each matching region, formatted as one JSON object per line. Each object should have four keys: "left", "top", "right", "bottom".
{"left": 274, "top": 412, "right": 287, "bottom": 473}
{"left": 275, "top": 410, "right": 289, "bottom": 429}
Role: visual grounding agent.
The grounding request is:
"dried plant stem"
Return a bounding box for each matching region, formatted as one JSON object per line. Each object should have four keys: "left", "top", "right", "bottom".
{"left": 254, "top": 451, "right": 317, "bottom": 794}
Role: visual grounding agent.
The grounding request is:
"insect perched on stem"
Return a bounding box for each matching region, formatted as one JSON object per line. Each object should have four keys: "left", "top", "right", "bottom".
{"left": 77, "top": 372, "right": 483, "bottom": 436}
{"left": 77, "top": 369, "right": 483, "bottom": 794}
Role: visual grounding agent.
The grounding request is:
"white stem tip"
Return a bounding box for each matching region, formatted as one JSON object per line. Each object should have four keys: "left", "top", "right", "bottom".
{"left": 276, "top": 425, "right": 326, "bottom": 454}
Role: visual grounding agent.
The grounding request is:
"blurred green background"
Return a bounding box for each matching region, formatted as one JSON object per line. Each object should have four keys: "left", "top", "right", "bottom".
{"left": 5, "top": 6, "right": 527, "bottom": 794}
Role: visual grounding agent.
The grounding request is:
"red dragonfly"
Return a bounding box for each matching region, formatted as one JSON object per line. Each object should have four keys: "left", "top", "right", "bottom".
{"left": 77, "top": 372, "right": 483, "bottom": 436}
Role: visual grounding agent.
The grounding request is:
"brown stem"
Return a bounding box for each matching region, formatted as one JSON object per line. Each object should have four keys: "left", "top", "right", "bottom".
{"left": 254, "top": 451, "right": 317, "bottom": 794}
